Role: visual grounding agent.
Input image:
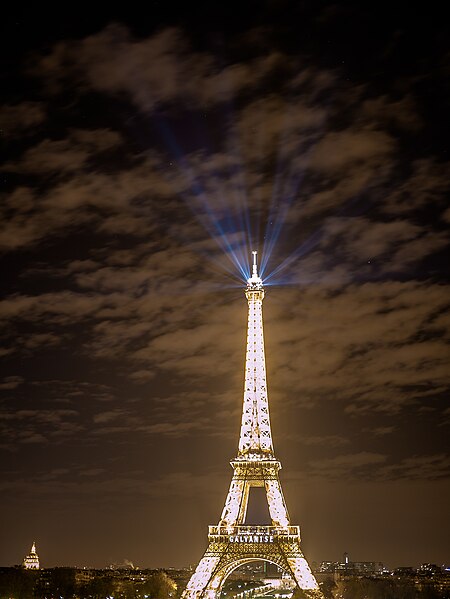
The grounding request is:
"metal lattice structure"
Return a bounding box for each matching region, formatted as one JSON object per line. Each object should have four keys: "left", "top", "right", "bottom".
{"left": 182, "top": 252, "right": 323, "bottom": 599}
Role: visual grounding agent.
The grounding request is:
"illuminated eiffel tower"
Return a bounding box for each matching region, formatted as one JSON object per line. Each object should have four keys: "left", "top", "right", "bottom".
{"left": 182, "top": 252, "right": 323, "bottom": 599}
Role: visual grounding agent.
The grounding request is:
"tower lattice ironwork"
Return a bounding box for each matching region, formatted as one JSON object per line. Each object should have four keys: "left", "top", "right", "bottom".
{"left": 182, "top": 252, "right": 323, "bottom": 599}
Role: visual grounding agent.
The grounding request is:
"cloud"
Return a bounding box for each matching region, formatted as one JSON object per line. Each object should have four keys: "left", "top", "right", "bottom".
{"left": 93, "top": 410, "right": 126, "bottom": 424}
{"left": 0, "top": 102, "right": 46, "bottom": 136}
{"left": 20, "top": 332, "right": 63, "bottom": 350}
{"left": 309, "top": 451, "right": 387, "bottom": 479}
{"left": 316, "top": 215, "right": 448, "bottom": 272}
{"left": 296, "top": 434, "right": 350, "bottom": 448}
{"left": 3, "top": 128, "right": 122, "bottom": 174}
{"left": 0, "top": 467, "right": 226, "bottom": 503}
{"left": 0, "top": 290, "right": 117, "bottom": 322}
{"left": 320, "top": 216, "right": 421, "bottom": 258}
{"left": 20, "top": 432, "right": 48, "bottom": 444}
{"left": 0, "top": 376, "right": 24, "bottom": 390}
{"left": 266, "top": 281, "right": 449, "bottom": 414}
{"left": 359, "top": 94, "right": 422, "bottom": 131}
{"left": 379, "top": 454, "right": 450, "bottom": 480}
{"left": 0, "top": 408, "right": 83, "bottom": 450}
{"left": 32, "top": 25, "right": 283, "bottom": 111}
{"left": 306, "top": 129, "right": 396, "bottom": 173}
{"left": 80, "top": 468, "right": 106, "bottom": 476}
{"left": 129, "top": 370, "right": 155, "bottom": 383}
{"left": 384, "top": 159, "right": 450, "bottom": 215}
{"left": 0, "top": 153, "right": 174, "bottom": 251}
{"left": 370, "top": 426, "right": 396, "bottom": 436}
{"left": 235, "top": 94, "right": 327, "bottom": 163}
{"left": 442, "top": 205, "right": 450, "bottom": 223}
{"left": 29, "top": 379, "right": 115, "bottom": 402}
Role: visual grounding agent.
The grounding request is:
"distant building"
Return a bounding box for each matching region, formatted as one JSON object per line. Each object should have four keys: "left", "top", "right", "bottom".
{"left": 417, "top": 564, "right": 442, "bottom": 577}
{"left": 318, "top": 553, "right": 384, "bottom": 575}
{"left": 392, "top": 567, "right": 416, "bottom": 577}
{"left": 23, "top": 541, "right": 40, "bottom": 570}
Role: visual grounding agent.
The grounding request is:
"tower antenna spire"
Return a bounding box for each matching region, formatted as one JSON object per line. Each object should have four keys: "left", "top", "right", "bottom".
{"left": 252, "top": 250, "right": 258, "bottom": 277}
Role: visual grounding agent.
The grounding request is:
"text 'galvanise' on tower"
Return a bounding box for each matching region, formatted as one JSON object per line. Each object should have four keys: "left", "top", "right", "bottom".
{"left": 182, "top": 252, "right": 323, "bottom": 599}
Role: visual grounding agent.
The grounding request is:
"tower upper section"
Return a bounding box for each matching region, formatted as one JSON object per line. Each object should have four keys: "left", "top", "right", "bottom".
{"left": 237, "top": 252, "right": 274, "bottom": 459}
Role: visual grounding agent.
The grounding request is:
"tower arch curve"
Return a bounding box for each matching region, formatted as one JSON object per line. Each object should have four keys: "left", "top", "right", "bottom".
{"left": 214, "top": 556, "right": 292, "bottom": 594}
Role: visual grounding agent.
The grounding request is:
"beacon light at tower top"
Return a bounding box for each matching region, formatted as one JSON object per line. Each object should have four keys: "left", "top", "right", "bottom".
{"left": 247, "top": 251, "right": 263, "bottom": 290}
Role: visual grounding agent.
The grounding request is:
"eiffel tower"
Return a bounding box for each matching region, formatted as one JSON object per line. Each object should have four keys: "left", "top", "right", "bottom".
{"left": 182, "top": 252, "right": 323, "bottom": 599}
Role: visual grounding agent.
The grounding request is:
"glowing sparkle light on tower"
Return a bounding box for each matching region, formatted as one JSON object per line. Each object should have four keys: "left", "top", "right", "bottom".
{"left": 182, "top": 253, "right": 323, "bottom": 599}
{"left": 23, "top": 541, "right": 40, "bottom": 570}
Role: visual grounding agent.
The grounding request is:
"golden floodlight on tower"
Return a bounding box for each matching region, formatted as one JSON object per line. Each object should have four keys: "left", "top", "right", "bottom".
{"left": 182, "top": 252, "right": 323, "bottom": 599}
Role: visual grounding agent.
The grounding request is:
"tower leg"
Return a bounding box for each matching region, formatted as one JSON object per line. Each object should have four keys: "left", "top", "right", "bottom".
{"left": 182, "top": 553, "right": 221, "bottom": 599}
{"left": 285, "top": 555, "right": 324, "bottom": 599}
{"left": 219, "top": 478, "right": 247, "bottom": 526}
{"left": 265, "top": 479, "right": 290, "bottom": 528}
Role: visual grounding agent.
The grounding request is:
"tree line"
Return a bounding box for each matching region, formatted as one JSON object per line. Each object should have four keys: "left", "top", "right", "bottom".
{"left": 0, "top": 568, "right": 178, "bottom": 599}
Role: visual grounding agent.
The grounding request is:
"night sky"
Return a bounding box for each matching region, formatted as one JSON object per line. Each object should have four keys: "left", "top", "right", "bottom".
{"left": 1, "top": 2, "right": 449, "bottom": 570}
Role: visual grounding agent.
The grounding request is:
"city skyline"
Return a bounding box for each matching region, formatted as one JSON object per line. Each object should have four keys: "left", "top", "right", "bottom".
{"left": 10, "top": 539, "right": 450, "bottom": 572}
{"left": 1, "top": 2, "right": 449, "bottom": 571}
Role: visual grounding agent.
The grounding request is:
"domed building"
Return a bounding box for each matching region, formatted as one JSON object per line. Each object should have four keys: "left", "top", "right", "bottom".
{"left": 23, "top": 541, "right": 40, "bottom": 569}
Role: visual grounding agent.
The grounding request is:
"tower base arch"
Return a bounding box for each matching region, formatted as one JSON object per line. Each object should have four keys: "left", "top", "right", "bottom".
{"left": 182, "top": 526, "right": 323, "bottom": 599}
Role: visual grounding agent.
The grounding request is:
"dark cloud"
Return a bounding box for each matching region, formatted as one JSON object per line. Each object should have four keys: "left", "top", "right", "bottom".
{"left": 307, "top": 129, "right": 395, "bottom": 173}
{"left": 0, "top": 102, "right": 46, "bottom": 136}
{"left": 0, "top": 376, "right": 24, "bottom": 389}
{"left": 3, "top": 128, "right": 122, "bottom": 174}
{"left": 32, "top": 25, "right": 285, "bottom": 110}
{"left": 0, "top": 407, "right": 83, "bottom": 450}
{"left": 309, "top": 451, "right": 387, "bottom": 479}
